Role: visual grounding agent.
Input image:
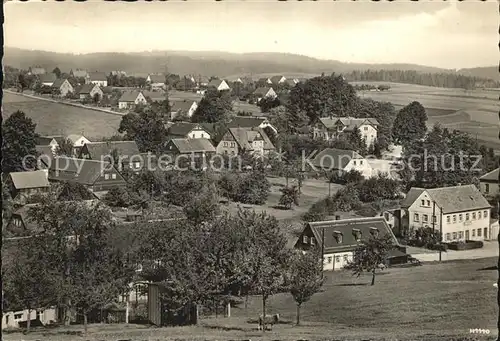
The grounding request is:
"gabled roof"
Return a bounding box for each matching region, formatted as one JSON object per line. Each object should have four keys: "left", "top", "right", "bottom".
{"left": 167, "top": 122, "right": 211, "bottom": 137}
{"left": 39, "top": 73, "right": 57, "bottom": 84}
{"left": 253, "top": 87, "right": 274, "bottom": 97}
{"left": 303, "top": 217, "right": 399, "bottom": 254}
{"left": 67, "top": 134, "right": 88, "bottom": 144}
{"left": 52, "top": 78, "right": 71, "bottom": 89}
{"left": 311, "top": 148, "right": 364, "bottom": 169}
{"left": 227, "top": 116, "right": 267, "bottom": 129}
{"left": 143, "top": 91, "right": 167, "bottom": 102}
{"left": 119, "top": 91, "right": 143, "bottom": 102}
{"left": 48, "top": 156, "right": 112, "bottom": 185}
{"left": 9, "top": 204, "right": 42, "bottom": 233}
{"left": 148, "top": 74, "right": 165, "bottom": 83}
{"left": 285, "top": 78, "right": 299, "bottom": 86}
{"left": 319, "top": 117, "right": 379, "bottom": 130}
{"left": 168, "top": 138, "right": 215, "bottom": 154}
{"left": 10, "top": 170, "right": 50, "bottom": 190}
{"left": 480, "top": 168, "right": 499, "bottom": 182}
{"left": 170, "top": 100, "right": 196, "bottom": 113}
{"left": 76, "top": 83, "right": 99, "bottom": 95}
{"left": 36, "top": 136, "right": 58, "bottom": 146}
{"left": 258, "top": 77, "right": 272, "bottom": 83}
{"left": 101, "top": 86, "right": 114, "bottom": 94}
{"left": 227, "top": 127, "right": 275, "bottom": 151}
{"left": 270, "top": 75, "right": 286, "bottom": 84}
{"left": 82, "top": 141, "right": 140, "bottom": 161}
{"left": 89, "top": 72, "right": 107, "bottom": 81}
{"left": 208, "top": 79, "right": 226, "bottom": 88}
{"left": 36, "top": 145, "right": 56, "bottom": 164}
{"left": 401, "top": 185, "right": 491, "bottom": 214}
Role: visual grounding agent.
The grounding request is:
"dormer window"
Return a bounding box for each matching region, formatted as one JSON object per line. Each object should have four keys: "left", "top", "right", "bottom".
{"left": 333, "top": 231, "right": 343, "bottom": 244}
{"left": 303, "top": 235, "right": 309, "bottom": 244}
{"left": 310, "top": 237, "right": 315, "bottom": 245}
{"left": 370, "top": 227, "right": 379, "bottom": 237}
{"left": 352, "top": 228, "right": 362, "bottom": 241}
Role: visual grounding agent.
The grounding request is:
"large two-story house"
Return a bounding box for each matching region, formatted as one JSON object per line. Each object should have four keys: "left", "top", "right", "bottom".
{"left": 216, "top": 127, "right": 275, "bottom": 156}
{"left": 295, "top": 216, "right": 404, "bottom": 271}
{"left": 400, "top": 184, "right": 494, "bottom": 242}
{"left": 310, "top": 148, "right": 373, "bottom": 179}
{"left": 79, "top": 141, "right": 142, "bottom": 172}
{"left": 313, "top": 117, "right": 379, "bottom": 147}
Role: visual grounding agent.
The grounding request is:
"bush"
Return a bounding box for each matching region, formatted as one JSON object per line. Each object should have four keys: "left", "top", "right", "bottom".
{"left": 446, "top": 240, "right": 484, "bottom": 250}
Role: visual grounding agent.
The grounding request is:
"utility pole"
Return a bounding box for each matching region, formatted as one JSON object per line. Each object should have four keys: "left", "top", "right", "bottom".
{"left": 432, "top": 201, "right": 436, "bottom": 239}
{"left": 321, "top": 227, "right": 325, "bottom": 280}
{"left": 439, "top": 205, "right": 443, "bottom": 262}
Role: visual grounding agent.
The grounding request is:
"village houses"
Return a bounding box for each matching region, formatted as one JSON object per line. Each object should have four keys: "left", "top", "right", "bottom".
{"left": 51, "top": 78, "right": 74, "bottom": 97}
{"left": 66, "top": 134, "right": 92, "bottom": 156}
{"left": 400, "top": 184, "right": 496, "bottom": 242}
{"left": 88, "top": 72, "right": 108, "bottom": 87}
{"left": 216, "top": 127, "right": 275, "bottom": 156}
{"left": 207, "top": 79, "right": 230, "bottom": 91}
{"left": 167, "top": 122, "right": 213, "bottom": 140}
{"left": 36, "top": 136, "right": 64, "bottom": 153}
{"left": 313, "top": 117, "right": 379, "bottom": 147}
{"left": 479, "top": 167, "right": 499, "bottom": 197}
{"left": 39, "top": 73, "right": 57, "bottom": 87}
{"left": 270, "top": 75, "right": 287, "bottom": 85}
{"left": 170, "top": 100, "right": 198, "bottom": 120}
{"left": 252, "top": 87, "right": 277, "bottom": 102}
{"left": 164, "top": 138, "right": 216, "bottom": 169}
{"left": 147, "top": 74, "right": 166, "bottom": 90}
{"left": 76, "top": 83, "right": 103, "bottom": 101}
{"left": 295, "top": 216, "right": 405, "bottom": 271}
{"left": 311, "top": 148, "right": 373, "bottom": 179}
{"left": 79, "top": 141, "right": 143, "bottom": 172}
{"left": 226, "top": 116, "right": 278, "bottom": 134}
{"left": 118, "top": 91, "right": 148, "bottom": 109}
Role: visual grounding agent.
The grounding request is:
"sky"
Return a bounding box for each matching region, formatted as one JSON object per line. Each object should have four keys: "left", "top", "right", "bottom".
{"left": 4, "top": 1, "right": 498, "bottom": 69}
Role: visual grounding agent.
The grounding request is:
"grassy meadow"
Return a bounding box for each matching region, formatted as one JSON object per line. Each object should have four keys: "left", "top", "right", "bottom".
{"left": 4, "top": 257, "right": 497, "bottom": 341}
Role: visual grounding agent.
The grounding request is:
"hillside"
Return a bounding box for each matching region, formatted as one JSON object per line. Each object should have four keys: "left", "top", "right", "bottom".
{"left": 4, "top": 47, "right": 485, "bottom": 79}
{"left": 457, "top": 66, "right": 499, "bottom": 81}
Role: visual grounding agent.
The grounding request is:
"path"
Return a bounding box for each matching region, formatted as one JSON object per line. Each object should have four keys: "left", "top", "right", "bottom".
{"left": 4, "top": 90, "right": 127, "bottom": 117}
{"left": 411, "top": 241, "right": 498, "bottom": 262}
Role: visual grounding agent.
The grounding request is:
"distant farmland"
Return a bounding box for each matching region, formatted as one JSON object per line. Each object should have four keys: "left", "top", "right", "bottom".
{"left": 360, "top": 82, "right": 499, "bottom": 150}
{"left": 2, "top": 92, "right": 122, "bottom": 140}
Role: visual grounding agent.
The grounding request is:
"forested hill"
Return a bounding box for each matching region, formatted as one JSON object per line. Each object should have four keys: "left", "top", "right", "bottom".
{"left": 345, "top": 70, "right": 500, "bottom": 89}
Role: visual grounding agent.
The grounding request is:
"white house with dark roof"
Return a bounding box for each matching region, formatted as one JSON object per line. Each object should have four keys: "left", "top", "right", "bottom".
{"left": 167, "top": 122, "right": 213, "bottom": 140}
{"left": 216, "top": 127, "right": 275, "bottom": 156}
{"left": 147, "top": 74, "right": 166, "bottom": 90}
{"left": 311, "top": 148, "right": 373, "bottom": 178}
{"left": 88, "top": 72, "right": 108, "bottom": 87}
{"left": 207, "top": 79, "right": 230, "bottom": 91}
{"left": 295, "top": 216, "right": 404, "bottom": 271}
{"left": 66, "top": 134, "right": 92, "bottom": 156}
{"left": 118, "top": 91, "right": 147, "bottom": 109}
{"left": 76, "top": 83, "right": 103, "bottom": 100}
{"left": 313, "top": 117, "right": 379, "bottom": 147}
{"left": 51, "top": 79, "right": 74, "bottom": 97}
{"left": 170, "top": 100, "right": 198, "bottom": 120}
{"left": 479, "top": 168, "right": 499, "bottom": 197}
{"left": 39, "top": 73, "right": 57, "bottom": 86}
{"left": 8, "top": 170, "right": 50, "bottom": 204}
{"left": 270, "top": 75, "right": 287, "bottom": 85}
{"left": 252, "top": 87, "right": 277, "bottom": 102}
{"left": 400, "top": 185, "right": 494, "bottom": 242}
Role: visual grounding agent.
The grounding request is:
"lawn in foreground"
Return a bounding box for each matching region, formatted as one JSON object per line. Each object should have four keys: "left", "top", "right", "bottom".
{"left": 5, "top": 258, "right": 497, "bottom": 341}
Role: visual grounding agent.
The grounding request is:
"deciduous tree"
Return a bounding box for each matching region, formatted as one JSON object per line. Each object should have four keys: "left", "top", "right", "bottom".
{"left": 2, "top": 111, "right": 39, "bottom": 173}
{"left": 191, "top": 89, "right": 233, "bottom": 123}
{"left": 392, "top": 101, "right": 427, "bottom": 148}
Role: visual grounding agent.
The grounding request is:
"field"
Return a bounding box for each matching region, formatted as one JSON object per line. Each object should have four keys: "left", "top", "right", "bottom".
{"left": 356, "top": 82, "right": 500, "bottom": 150}
{"left": 4, "top": 257, "right": 497, "bottom": 341}
{"left": 2, "top": 92, "right": 122, "bottom": 140}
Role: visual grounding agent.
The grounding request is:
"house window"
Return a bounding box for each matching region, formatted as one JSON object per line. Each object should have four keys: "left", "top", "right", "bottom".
{"left": 334, "top": 232, "right": 343, "bottom": 244}
{"left": 472, "top": 229, "right": 476, "bottom": 237}
{"left": 38, "top": 311, "right": 43, "bottom": 320}
{"left": 370, "top": 227, "right": 379, "bottom": 237}
{"left": 353, "top": 160, "right": 357, "bottom": 166}
{"left": 484, "top": 228, "right": 488, "bottom": 239}
{"left": 452, "top": 232, "right": 457, "bottom": 240}
{"left": 134, "top": 162, "right": 140, "bottom": 168}
{"left": 14, "top": 314, "right": 22, "bottom": 320}
{"left": 484, "top": 210, "right": 488, "bottom": 218}
{"left": 485, "top": 184, "right": 489, "bottom": 193}
{"left": 223, "top": 142, "right": 228, "bottom": 147}
{"left": 360, "top": 160, "right": 363, "bottom": 165}
{"left": 384, "top": 212, "right": 390, "bottom": 221}
{"left": 446, "top": 216, "right": 450, "bottom": 223}
{"left": 364, "top": 127, "right": 368, "bottom": 131}
{"left": 414, "top": 213, "right": 419, "bottom": 222}
{"left": 343, "top": 255, "right": 348, "bottom": 262}
{"left": 445, "top": 233, "right": 451, "bottom": 241}
{"left": 453, "top": 215, "right": 457, "bottom": 223}
{"left": 327, "top": 256, "right": 332, "bottom": 264}
{"left": 423, "top": 214, "right": 428, "bottom": 223}
{"left": 432, "top": 216, "right": 436, "bottom": 223}
{"left": 472, "top": 212, "right": 476, "bottom": 220}
{"left": 201, "top": 133, "right": 204, "bottom": 138}
{"left": 427, "top": 200, "right": 430, "bottom": 206}
{"left": 465, "top": 213, "right": 469, "bottom": 221}
{"left": 477, "top": 228, "right": 482, "bottom": 237}
{"left": 478, "top": 211, "right": 482, "bottom": 219}
{"left": 111, "top": 174, "right": 116, "bottom": 179}
{"left": 104, "top": 174, "right": 110, "bottom": 180}
{"left": 458, "top": 231, "right": 463, "bottom": 239}
{"left": 303, "top": 235, "right": 308, "bottom": 244}
{"left": 458, "top": 214, "right": 463, "bottom": 222}
{"left": 335, "top": 256, "right": 340, "bottom": 263}
{"left": 230, "top": 142, "right": 236, "bottom": 147}
{"left": 310, "top": 237, "right": 315, "bottom": 245}
{"left": 421, "top": 200, "right": 425, "bottom": 206}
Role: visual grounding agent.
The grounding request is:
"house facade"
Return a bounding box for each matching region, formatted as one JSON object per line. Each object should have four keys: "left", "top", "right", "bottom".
{"left": 207, "top": 79, "right": 230, "bottom": 91}
{"left": 313, "top": 117, "right": 379, "bottom": 147}
{"left": 51, "top": 79, "right": 74, "bottom": 97}
{"left": 270, "top": 75, "right": 287, "bottom": 85}
{"left": 295, "top": 217, "right": 402, "bottom": 271}
{"left": 76, "top": 84, "right": 103, "bottom": 100}
{"left": 9, "top": 170, "right": 50, "bottom": 204}
{"left": 39, "top": 73, "right": 57, "bottom": 87}
{"left": 67, "top": 134, "right": 92, "bottom": 156}
{"left": 88, "top": 72, "right": 108, "bottom": 87}
{"left": 252, "top": 87, "right": 277, "bottom": 102}
{"left": 400, "top": 185, "right": 493, "bottom": 242}
{"left": 164, "top": 138, "right": 216, "bottom": 169}
{"left": 479, "top": 168, "right": 499, "bottom": 197}
{"left": 2, "top": 308, "right": 58, "bottom": 330}
{"left": 226, "top": 116, "right": 278, "bottom": 134}
{"left": 170, "top": 100, "right": 198, "bottom": 120}
{"left": 167, "top": 122, "right": 213, "bottom": 140}
{"left": 79, "top": 141, "right": 143, "bottom": 172}
{"left": 118, "top": 91, "right": 148, "bottom": 109}
{"left": 216, "top": 127, "right": 275, "bottom": 156}
{"left": 311, "top": 148, "right": 373, "bottom": 179}
{"left": 36, "top": 136, "right": 62, "bottom": 152}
